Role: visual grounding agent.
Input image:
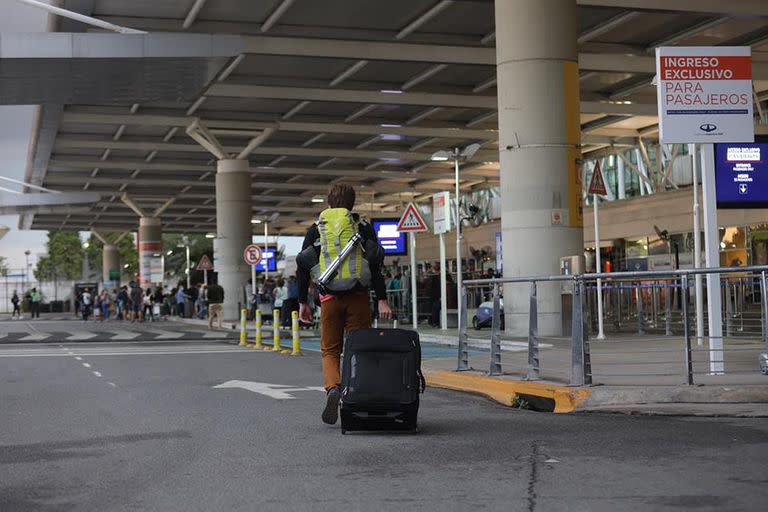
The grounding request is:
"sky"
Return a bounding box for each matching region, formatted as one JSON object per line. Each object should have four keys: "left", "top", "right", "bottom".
{"left": 0, "top": 1, "right": 52, "bottom": 272}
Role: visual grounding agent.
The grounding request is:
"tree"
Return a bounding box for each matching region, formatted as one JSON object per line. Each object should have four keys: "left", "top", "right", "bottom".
{"left": 0, "top": 256, "right": 8, "bottom": 277}
{"left": 34, "top": 231, "right": 84, "bottom": 300}
{"left": 85, "top": 232, "right": 138, "bottom": 280}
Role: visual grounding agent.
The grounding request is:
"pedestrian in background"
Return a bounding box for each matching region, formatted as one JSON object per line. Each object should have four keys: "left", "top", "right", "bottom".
{"left": 274, "top": 277, "right": 287, "bottom": 327}
{"left": 175, "top": 285, "right": 186, "bottom": 318}
{"left": 29, "top": 287, "right": 41, "bottom": 319}
{"left": 11, "top": 290, "right": 21, "bottom": 319}
{"left": 81, "top": 288, "right": 92, "bottom": 322}
{"left": 130, "top": 281, "right": 143, "bottom": 322}
{"left": 206, "top": 281, "right": 224, "bottom": 329}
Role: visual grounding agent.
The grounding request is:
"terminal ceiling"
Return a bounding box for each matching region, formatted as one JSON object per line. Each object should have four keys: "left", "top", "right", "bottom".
{"left": 17, "top": 0, "right": 768, "bottom": 235}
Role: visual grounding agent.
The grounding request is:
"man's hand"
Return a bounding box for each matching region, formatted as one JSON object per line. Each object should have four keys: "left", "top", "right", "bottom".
{"left": 377, "top": 299, "right": 393, "bottom": 320}
{"left": 299, "top": 302, "right": 313, "bottom": 325}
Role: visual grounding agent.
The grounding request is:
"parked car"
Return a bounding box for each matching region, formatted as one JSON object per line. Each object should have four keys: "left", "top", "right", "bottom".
{"left": 473, "top": 300, "right": 504, "bottom": 330}
{"left": 760, "top": 352, "right": 768, "bottom": 375}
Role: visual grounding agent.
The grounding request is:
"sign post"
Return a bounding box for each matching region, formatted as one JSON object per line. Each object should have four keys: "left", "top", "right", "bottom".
{"left": 587, "top": 160, "right": 607, "bottom": 340}
{"left": 397, "top": 202, "right": 429, "bottom": 329}
{"left": 656, "top": 46, "right": 753, "bottom": 374}
{"left": 433, "top": 192, "right": 451, "bottom": 330}
{"left": 196, "top": 254, "right": 213, "bottom": 286}
{"left": 243, "top": 244, "right": 262, "bottom": 302}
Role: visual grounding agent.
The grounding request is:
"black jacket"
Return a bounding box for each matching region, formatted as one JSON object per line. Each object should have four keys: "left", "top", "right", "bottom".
{"left": 297, "top": 216, "right": 386, "bottom": 303}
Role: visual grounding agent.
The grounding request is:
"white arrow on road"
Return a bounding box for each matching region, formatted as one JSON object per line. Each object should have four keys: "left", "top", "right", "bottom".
{"left": 18, "top": 332, "right": 51, "bottom": 342}
{"left": 66, "top": 331, "right": 98, "bottom": 341}
{"left": 213, "top": 380, "right": 325, "bottom": 400}
{"left": 109, "top": 330, "right": 141, "bottom": 341}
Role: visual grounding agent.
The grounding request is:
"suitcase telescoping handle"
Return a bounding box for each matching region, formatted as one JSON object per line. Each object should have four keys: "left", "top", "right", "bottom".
{"left": 373, "top": 317, "right": 398, "bottom": 329}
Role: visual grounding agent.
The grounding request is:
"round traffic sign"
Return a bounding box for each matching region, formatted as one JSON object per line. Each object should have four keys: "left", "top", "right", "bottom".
{"left": 243, "top": 244, "right": 262, "bottom": 266}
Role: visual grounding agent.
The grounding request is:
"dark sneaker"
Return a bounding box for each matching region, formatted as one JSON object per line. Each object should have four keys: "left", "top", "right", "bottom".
{"left": 321, "top": 386, "right": 341, "bottom": 425}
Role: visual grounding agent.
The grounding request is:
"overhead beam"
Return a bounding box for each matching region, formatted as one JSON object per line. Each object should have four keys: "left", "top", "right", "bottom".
{"left": 53, "top": 139, "right": 499, "bottom": 162}
{"left": 60, "top": 112, "right": 497, "bottom": 139}
{"left": 577, "top": 0, "right": 768, "bottom": 16}
{"left": 240, "top": 35, "right": 495, "bottom": 65}
{"left": 207, "top": 83, "right": 498, "bottom": 109}
{"left": 578, "top": 11, "right": 641, "bottom": 44}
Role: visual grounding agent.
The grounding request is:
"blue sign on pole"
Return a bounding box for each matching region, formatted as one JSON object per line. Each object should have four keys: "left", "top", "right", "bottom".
{"left": 372, "top": 219, "right": 407, "bottom": 256}
{"left": 715, "top": 136, "right": 768, "bottom": 208}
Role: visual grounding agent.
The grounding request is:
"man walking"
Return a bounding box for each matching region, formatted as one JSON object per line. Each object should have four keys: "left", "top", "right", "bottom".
{"left": 207, "top": 280, "right": 224, "bottom": 329}
{"left": 297, "top": 183, "right": 391, "bottom": 425}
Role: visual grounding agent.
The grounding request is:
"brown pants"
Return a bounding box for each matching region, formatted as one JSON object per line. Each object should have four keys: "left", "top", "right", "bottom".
{"left": 320, "top": 293, "right": 371, "bottom": 390}
{"left": 208, "top": 303, "right": 223, "bottom": 329}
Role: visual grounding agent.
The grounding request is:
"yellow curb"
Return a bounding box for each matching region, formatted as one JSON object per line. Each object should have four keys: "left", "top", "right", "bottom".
{"left": 424, "top": 369, "right": 591, "bottom": 413}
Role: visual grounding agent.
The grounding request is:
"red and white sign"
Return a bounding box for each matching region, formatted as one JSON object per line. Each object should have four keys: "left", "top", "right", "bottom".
{"left": 432, "top": 192, "right": 451, "bottom": 234}
{"left": 243, "top": 244, "right": 262, "bottom": 266}
{"left": 656, "top": 46, "right": 753, "bottom": 143}
{"left": 196, "top": 254, "right": 214, "bottom": 271}
{"left": 396, "top": 202, "right": 428, "bottom": 233}
{"left": 587, "top": 160, "right": 608, "bottom": 196}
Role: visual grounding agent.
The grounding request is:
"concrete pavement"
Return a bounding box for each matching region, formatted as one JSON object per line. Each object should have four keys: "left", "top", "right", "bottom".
{"left": 2, "top": 330, "right": 768, "bottom": 511}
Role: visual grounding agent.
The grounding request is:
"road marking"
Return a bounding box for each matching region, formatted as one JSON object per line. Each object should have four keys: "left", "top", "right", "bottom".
{"left": 74, "top": 356, "right": 82, "bottom": 361}
{"left": 108, "top": 381, "right": 116, "bottom": 387}
{"left": 147, "top": 329, "right": 184, "bottom": 340}
{"left": 66, "top": 331, "right": 98, "bottom": 341}
{"left": 213, "top": 380, "right": 325, "bottom": 400}
{"left": 18, "top": 333, "right": 51, "bottom": 342}
{"left": 202, "top": 331, "right": 229, "bottom": 339}
{"left": 0, "top": 333, "right": 7, "bottom": 340}
{"left": 82, "top": 362, "right": 91, "bottom": 368}
{"left": 109, "top": 330, "right": 141, "bottom": 341}
{"left": 545, "top": 459, "right": 560, "bottom": 463}
{"left": 93, "top": 371, "right": 102, "bottom": 377}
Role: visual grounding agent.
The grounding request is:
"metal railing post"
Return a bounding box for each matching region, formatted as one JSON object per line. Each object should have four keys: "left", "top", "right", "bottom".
{"left": 526, "top": 281, "right": 540, "bottom": 380}
{"left": 489, "top": 284, "right": 502, "bottom": 376}
{"left": 762, "top": 271, "right": 768, "bottom": 348}
{"left": 615, "top": 284, "right": 622, "bottom": 330}
{"left": 681, "top": 275, "right": 694, "bottom": 385}
{"left": 725, "top": 280, "right": 733, "bottom": 337}
{"left": 636, "top": 284, "right": 645, "bottom": 334}
{"left": 665, "top": 282, "right": 672, "bottom": 336}
{"left": 570, "top": 279, "right": 592, "bottom": 386}
{"left": 456, "top": 284, "right": 470, "bottom": 371}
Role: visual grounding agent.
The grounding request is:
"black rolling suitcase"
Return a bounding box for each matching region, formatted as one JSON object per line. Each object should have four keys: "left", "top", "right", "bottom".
{"left": 339, "top": 327, "right": 425, "bottom": 434}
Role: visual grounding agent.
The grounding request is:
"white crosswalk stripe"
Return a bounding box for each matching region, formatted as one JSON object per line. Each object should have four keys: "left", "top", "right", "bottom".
{"left": 66, "top": 331, "right": 98, "bottom": 341}
{"left": 147, "top": 330, "right": 184, "bottom": 340}
{"left": 18, "top": 333, "right": 51, "bottom": 342}
{"left": 108, "top": 330, "right": 141, "bottom": 341}
{"left": 202, "top": 331, "right": 229, "bottom": 339}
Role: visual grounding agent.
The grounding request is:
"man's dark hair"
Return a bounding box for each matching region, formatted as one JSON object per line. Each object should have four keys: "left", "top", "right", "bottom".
{"left": 327, "top": 184, "right": 356, "bottom": 210}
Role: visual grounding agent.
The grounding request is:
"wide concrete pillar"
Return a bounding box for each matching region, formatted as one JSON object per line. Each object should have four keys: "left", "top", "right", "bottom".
{"left": 495, "top": 0, "right": 583, "bottom": 336}
{"left": 216, "top": 159, "right": 252, "bottom": 320}
{"left": 102, "top": 244, "right": 120, "bottom": 287}
{"left": 138, "top": 217, "right": 162, "bottom": 288}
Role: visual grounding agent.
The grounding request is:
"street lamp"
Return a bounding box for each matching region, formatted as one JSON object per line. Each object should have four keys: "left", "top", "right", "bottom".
{"left": 431, "top": 143, "right": 481, "bottom": 329}
{"left": 177, "top": 236, "right": 195, "bottom": 289}
{"left": 24, "top": 249, "right": 31, "bottom": 291}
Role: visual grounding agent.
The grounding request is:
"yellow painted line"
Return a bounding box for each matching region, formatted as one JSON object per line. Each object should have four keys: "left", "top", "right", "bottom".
{"left": 424, "top": 369, "right": 591, "bottom": 413}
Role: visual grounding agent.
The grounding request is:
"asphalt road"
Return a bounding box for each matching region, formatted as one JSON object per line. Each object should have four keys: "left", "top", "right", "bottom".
{"left": 1, "top": 331, "right": 767, "bottom": 511}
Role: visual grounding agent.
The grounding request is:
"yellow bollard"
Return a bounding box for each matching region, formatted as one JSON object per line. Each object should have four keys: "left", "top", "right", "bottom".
{"left": 253, "top": 309, "right": 263, "bottom": 349}
{"left": 290, "top": 310, "right": 302, "bottom": 356}
{"left": 238, "top": 309, "right": 247, "bottom": 346}
{"left": 271, "top": 308, "right": 282, "bottom": 351}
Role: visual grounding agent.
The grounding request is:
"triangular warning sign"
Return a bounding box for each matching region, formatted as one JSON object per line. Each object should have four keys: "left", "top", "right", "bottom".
{"left": 587, "top": 160, "right": 608, "bottom": 196}
{"left": 396, "top": 202, "right": 429, "bottom": 232}
{"left": 196, "top": 254, "right": 214, "bottom": 271}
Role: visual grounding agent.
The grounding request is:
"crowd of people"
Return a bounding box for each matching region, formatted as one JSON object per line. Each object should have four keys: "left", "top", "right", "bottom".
{"left": 244, "top": 275, "right": 302, "bottom": 327}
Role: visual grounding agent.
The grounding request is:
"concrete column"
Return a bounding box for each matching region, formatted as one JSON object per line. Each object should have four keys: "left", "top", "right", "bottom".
{"left": 216, "top": 159, "right": 252, "bottom": 320}
{"left": 138, "top": 217, "right": 162, "bottom": 288}
{"left": 102, "top": 244, "right": 120, "bottom": 286}
{"left": 495, "top": 0, "right": 582, "bottom": 336}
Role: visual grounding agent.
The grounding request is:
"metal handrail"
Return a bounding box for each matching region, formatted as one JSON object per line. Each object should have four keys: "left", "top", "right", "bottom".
{"left": 464, "top": 264, "right": 768, "bottom": 286}
{"left": 456, "top": 265, "right": 768, "bottom": 386}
